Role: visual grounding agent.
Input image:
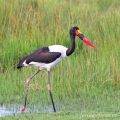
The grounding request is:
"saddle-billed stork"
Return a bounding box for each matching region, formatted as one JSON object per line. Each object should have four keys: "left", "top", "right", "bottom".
{"left": 17, "top": 26, "right": 95, "bottom": 113}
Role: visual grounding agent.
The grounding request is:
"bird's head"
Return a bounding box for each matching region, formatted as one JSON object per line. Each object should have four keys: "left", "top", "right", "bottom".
{"left": 70, "top": 26, "right": 95, "bottom": 48}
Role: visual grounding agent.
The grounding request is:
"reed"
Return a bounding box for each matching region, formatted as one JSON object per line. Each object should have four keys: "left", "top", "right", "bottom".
{"left": 0, "top": 0, "right": 120, "bottom": 110}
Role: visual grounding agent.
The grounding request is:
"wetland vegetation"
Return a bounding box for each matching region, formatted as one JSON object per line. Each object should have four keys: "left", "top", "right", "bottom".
{"left": 0, "top": 0, "right": 120, "bottom": 119}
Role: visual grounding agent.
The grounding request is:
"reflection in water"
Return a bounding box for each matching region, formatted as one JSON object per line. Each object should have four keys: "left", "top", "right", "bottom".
{"left": 0, "top": 104, "right": 56, "bottom": 117}
{"left": 0, "top": 104, "right": 22, "bottom": 117}
{"left": 0, "top": 105, "right": 20, "bottom": 117}
{"left": 0, "top": 109, "right": 13, "bottom": 117}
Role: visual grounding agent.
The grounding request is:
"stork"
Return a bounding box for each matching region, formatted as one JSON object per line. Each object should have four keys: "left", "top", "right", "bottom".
{"left": 17, "top": 26, "right": 95, "bottom": 113}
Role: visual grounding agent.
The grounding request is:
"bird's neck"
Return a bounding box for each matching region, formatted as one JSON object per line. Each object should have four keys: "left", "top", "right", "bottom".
{"left": 66, "top": 34, "right": 75, "bottom": 56}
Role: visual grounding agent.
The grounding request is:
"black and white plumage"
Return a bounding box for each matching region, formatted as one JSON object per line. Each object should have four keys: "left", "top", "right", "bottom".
{"left": 17, "top": 26, "right": 95, "bottom": 113}
{"left": 17, "top": 26, "right": 94, "bottom": 70}
{"left": 17, "top": 45, "right": 67, "bottom": 71}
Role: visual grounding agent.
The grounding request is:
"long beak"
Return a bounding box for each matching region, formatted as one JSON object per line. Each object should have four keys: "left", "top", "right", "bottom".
{"left": 75, "top": 30, "right": 95, "bottom": 48}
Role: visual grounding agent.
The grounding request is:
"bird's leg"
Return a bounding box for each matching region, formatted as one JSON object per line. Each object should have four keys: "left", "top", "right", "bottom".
{"left": 21, "top": 69, "right": 40, "bottom": 113}
{"left": 47, "top": 71, "right": 56, "bottom": 112}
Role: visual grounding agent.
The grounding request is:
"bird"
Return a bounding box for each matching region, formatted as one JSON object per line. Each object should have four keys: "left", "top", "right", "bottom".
{"left": 17, "top": 26, "right": 95, "bottom": 113}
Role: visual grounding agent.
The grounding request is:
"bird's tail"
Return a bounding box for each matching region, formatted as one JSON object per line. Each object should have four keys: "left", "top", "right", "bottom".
{"left": 17, "top": 65, "right": 23, "bottom": 69}
{"left": 17, "top": 56, "right": 28, "bottom": 69}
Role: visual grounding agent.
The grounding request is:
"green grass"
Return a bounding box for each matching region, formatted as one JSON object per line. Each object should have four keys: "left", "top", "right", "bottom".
{"left": 0, "top": 0, "right": 120, "bottom": 119}
{"left": 1, "top": 111, "right": 120, "bottom": 120}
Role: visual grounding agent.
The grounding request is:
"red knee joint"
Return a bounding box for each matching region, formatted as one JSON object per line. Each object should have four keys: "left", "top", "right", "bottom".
{"left": 26, "top": 78, "right": 31, "bottom": 84}
{"left": 47, "top": 84, "right": 51, "bottom": 91}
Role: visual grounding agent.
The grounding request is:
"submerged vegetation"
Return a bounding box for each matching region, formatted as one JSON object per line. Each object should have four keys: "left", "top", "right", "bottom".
{"left": 0, "top": 0, "right": 120, "bottom": 119}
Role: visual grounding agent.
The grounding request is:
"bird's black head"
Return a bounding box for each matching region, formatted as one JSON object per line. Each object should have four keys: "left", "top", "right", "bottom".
{"left": 69, "top": 26, "right": 95, "bottom": 48}
{"left": 70, "top": 26, "right": 79, "bottom": 36}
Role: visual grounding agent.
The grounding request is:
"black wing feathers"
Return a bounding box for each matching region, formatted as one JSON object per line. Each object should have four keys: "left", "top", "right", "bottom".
{"left": 17, "top": 47, "right": 61, "bottom": 68}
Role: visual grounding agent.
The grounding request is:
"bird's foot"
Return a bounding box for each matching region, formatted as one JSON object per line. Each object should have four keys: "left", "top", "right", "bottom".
{"left": 20, "top": 106, "right": 26, "bottom": 113}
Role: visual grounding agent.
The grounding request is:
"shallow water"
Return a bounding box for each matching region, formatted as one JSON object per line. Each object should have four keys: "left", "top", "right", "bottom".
{"left": 0, "top": 109, "right": 15, "bottom": 117}
{"left": 0, "top": 104, "right": 29, "bottom": 117}
{"left": 0, "top": 105, "right": 20, "bottom": 117}
{"left": 0, "top": 101, "right": 80, "bottom": 117}
{"left": 0, "top": 104, "right": 57, "bottom": 117}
